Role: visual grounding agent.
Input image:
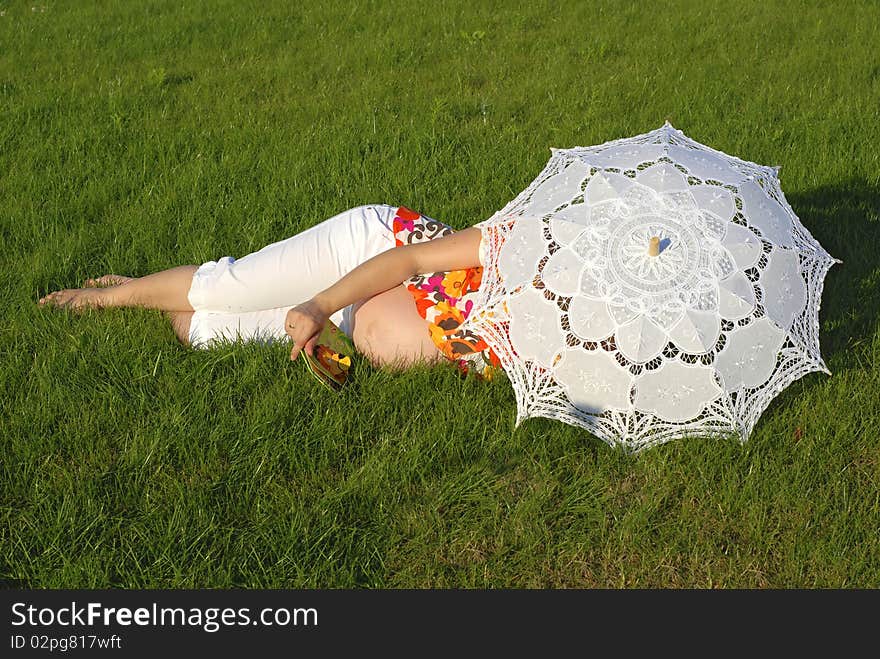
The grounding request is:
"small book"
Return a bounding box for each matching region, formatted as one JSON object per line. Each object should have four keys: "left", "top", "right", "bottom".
{"left": 302, "top": 319, "right": 356, "bottom": 392}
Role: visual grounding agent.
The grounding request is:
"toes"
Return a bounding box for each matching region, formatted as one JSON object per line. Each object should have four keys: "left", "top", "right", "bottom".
{"left": 38, "top": 291, "right": 61, "bottom": 306}
{"left": 39, "top": 289, "right": 77, "bottom": 308}
{"left": 39, "top": 286, "right": 108, "bottom": 309}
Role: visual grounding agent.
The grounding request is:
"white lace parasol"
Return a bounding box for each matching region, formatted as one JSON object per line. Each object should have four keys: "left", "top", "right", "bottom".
{"left": 462, "top": 122, "right": 841, "bottom": 451}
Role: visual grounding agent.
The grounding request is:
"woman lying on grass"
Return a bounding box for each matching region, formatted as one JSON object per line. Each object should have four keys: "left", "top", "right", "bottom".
{"left": 37, "top": 205, "right": 503, "bottom": 379}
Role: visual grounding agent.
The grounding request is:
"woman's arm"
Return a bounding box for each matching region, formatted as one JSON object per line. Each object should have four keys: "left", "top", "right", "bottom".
{"left": 285, "top": 226, "right": 483, "bottom": 360}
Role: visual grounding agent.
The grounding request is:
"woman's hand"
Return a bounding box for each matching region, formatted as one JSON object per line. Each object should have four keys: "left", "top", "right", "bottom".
{"left": 285, "top": 298, "right": 331, "bottom": 361}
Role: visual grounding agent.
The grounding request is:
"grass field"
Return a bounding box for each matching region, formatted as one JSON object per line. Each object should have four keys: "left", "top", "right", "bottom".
{"left": 2, "top": 0, "right": 879, "bottom": 588}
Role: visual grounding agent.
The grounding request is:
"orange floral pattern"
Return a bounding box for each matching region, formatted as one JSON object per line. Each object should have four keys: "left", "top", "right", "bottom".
{"left": 392, "top": 206, "right": 503, "bottom": 380}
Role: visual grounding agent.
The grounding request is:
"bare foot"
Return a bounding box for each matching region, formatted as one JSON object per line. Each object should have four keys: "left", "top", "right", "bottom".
{"left": 38, "top": 287, "right": 111, "bottom": 310}
{"left": 83, "top": 274, "right": 132, "bottom": 287}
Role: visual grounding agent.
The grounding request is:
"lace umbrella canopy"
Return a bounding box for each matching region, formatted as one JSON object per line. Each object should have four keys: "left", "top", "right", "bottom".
{"left": 462, "top": 122, "right": 841, "bottom": 451}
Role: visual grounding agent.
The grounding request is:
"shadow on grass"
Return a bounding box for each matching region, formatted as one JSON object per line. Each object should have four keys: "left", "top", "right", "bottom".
{"left": 786, "top": 179, "right": 880, "bottom": 370}
{"left": 746, "top": 178, "right": 880, "bottom": 432}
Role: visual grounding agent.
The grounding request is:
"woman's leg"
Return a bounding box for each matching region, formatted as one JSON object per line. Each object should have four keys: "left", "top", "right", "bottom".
{"left": 38, "top": 265, "right": 199, "bottom": 311}
{"left": 186, "top": 204, "right": 398, "bottom": 314}
{"left": 39, "top": 297, "right": 266, "bottom": 351}
{"left": 166, "top": 310, "right": 195, "bottom": 345}
{"left": 185, "top": 308, "right": 290, "bottom": 348}
{"left": 38, "top": 204, "right": 399, "bottom": 336}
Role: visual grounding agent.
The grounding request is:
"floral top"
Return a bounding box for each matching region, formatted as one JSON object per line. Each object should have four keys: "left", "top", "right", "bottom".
{"left": 391, "top": 206, "right": 503, "bottom": 380}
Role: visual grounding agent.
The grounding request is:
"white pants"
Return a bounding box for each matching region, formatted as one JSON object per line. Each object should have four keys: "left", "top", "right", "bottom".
{"left": 186, "top": 204, "right": 399, "bottom": 348}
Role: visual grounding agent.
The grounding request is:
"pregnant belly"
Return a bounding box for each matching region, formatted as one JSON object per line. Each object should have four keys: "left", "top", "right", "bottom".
{"left": 350, "top": 285, "right": 444, "bottom": 369}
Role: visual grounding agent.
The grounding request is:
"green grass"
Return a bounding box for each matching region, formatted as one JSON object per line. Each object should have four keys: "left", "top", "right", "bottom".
{"left": 2, "top": 0, "right": 879, "bottom": 588}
